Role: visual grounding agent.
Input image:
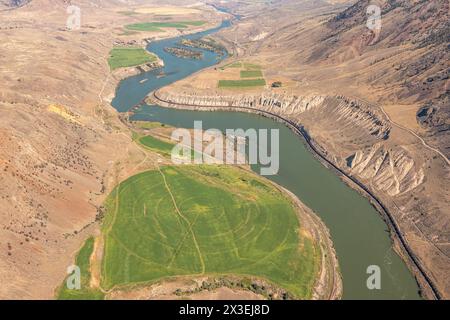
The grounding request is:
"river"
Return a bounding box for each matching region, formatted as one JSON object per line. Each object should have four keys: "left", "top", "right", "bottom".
{"left": 111, "top": 19, "right": 421, "bottom": 300}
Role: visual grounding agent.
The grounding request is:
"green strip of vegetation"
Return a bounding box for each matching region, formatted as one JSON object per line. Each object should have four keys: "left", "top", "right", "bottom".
{"left": 57, "top": 237, "right": 104, "bottom": 300}
{"left": 139, "top": 135, "right": 175, "bottom": 156}
{"left": 132, "top": 121, "right": 170, "bottom": 130}
{"left": 108, "top": 48, "right": 157, "bottom": 70}
{"left": 118, "top": 30, "right": 139, "bottom": 36}
{"left": 243, "top": 62, "right": 262, "bottom": 70}
{"left": 220, "top": 61, "right": 242, "bottom": 70}
{"left": 101, "top": 165, "right": 320, "bottom": 299}
{"left": 178, "top": 21, "right": 207, "bottom": 26}
{"left": 125, "top": 21, "right": 206, "bottom": 32}
{"left": 118, "top": 11, "right": 138, "bottom": 16}
{"left": 138, "top": 134, "right": 199, "bottom": 160}
{"left": 240, "top": 70, "right": 263, "bottom": 78}
{"left": 218, "top": 79, "right": 266, "bottom": 88}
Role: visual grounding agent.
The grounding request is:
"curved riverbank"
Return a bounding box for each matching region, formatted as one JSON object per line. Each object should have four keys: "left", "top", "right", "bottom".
{"left": 148, "top": 90, "right": 440, "bottom": 300}
{"left": 277, "top": 185, "right": 342, "bottom": 300}
{"left": 97, "top": 164, "right": 340, "bottom": 300}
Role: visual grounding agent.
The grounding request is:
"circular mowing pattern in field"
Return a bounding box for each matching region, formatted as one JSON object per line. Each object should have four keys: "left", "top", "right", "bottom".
{"left": 102, "top": 165, "right": 319, "bottom": 298}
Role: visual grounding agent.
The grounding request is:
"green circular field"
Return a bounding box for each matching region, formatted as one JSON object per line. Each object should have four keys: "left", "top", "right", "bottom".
{"left": 102, "top": 165, "right": 320, "bottom": 298}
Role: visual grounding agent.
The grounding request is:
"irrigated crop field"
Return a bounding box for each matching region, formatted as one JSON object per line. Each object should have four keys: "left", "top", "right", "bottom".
{"left": 126, "top": 21, "right": 206, "bottom": 32}
{"left": 57, "top": 237, "right": 104, "bottom": 300}
{"left": 218, "top": 61, "right": 266, "bottom": 88}
{"left": 108, "top": 48, "right": 157, "bottom": 70}
{"left": 101, "top": 165, "right": 319, "bottom": 298}
{"left": 240, "top": 70, "right": 264, "bottom": 78}
{"left": 139, "top": 134, "right": 175, "bottom": 156}
{"left": 218, "top": 79, "right": 266, "bottom": 88}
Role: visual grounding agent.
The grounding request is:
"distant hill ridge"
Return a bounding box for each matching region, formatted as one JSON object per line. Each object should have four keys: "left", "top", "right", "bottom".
{"left": 0, "top": 0, "right": 31, "bottom": 8}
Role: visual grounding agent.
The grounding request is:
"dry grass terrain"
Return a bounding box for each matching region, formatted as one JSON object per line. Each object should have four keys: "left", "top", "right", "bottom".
{"left": 0, "top": 0, "right": 223, "bottom": 299}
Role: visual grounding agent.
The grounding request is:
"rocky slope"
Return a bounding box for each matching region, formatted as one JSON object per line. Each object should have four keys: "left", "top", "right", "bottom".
{"left": 319, "top": 0, "right": 450, "bottom": 156}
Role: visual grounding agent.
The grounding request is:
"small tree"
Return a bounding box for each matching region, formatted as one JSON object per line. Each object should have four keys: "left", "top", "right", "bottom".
{"left": 271, "top": 81, "right": 282, "bottom": 88}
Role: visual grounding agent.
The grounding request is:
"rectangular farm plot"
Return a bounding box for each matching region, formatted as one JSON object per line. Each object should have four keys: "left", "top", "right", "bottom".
{"left": 240, "top": 70, "right": 264, "bottom": 78}
{"left": 218, "top": 79, "right": 266, "bottom": 88}
{"left": 218, "top": 61, "right": 266, "bottom": 88}
{"left": 139, "top": 135, "right": 175, "bottom": 156}
{"left": 108, "top": 48, "right": 157, "bottom": 70}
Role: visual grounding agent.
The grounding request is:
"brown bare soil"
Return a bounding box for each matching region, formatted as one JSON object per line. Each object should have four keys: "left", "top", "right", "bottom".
{"left": 107, "top": 277, "right": 266, "bottom": 300}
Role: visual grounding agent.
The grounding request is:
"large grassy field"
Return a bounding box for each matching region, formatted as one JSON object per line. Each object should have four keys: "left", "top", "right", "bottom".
{"left": 101, "top": 165, "right": 319, "bottom": 298}
{"left": 108, "top": 48, "right": 157, "bottom": 70}
{"left": 57, "top": 237, "right": 104, "bottom": 300}
{"left": 240, "top": 70, "right": 264, "bottom": 78}
{"left": 126, "top": 21, "right": 206, "bottom": 32}
{"left": 243, "top": 63, "right": 262, "bottom": 70}
{"left": 219, "top": 79, "right": 266, "bottom": 88}
{"left": 139, "top": 134, "right": 175, "bottom": 157}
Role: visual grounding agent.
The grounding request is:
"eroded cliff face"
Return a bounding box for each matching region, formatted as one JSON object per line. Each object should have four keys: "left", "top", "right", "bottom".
{"left": 156, "top": 90, "right": 412, "bottom": 179}
{"left": 348, "top": 143, "right": 425, "bottom": 196}
{"left": 151, "top": 88, "right": 450, "bottom": 298}
{"left": 156, "top": 91, "right": 391, "bottom": 137}
{"left": 154, "top": 90, "right": 425, "bottom": 196}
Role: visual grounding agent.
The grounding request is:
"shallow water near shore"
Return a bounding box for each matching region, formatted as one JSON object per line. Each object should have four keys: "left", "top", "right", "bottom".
{"left": 111, "top": 20, "right": 421, "bottom": 300}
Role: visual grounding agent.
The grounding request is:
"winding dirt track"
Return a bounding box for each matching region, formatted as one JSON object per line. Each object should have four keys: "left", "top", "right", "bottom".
{"left": 151, "top": 90, "right": 442, "bottom": 300}
{"left": 349, "top": 95, "right": 450, "bottom": 166}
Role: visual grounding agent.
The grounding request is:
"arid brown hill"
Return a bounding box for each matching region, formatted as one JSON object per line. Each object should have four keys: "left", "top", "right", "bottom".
{"left": 311, "top": 0, "right": 449, "bottom": 156}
